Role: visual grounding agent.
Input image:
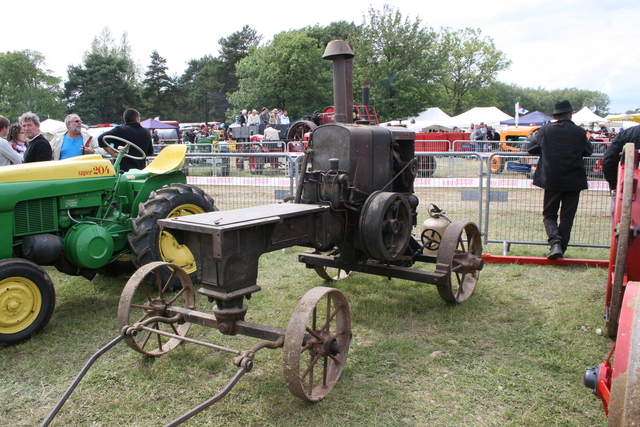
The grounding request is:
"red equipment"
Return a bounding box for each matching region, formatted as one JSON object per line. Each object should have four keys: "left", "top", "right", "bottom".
{"left": 584, "top": 143, "right": 640, "bottom": 424}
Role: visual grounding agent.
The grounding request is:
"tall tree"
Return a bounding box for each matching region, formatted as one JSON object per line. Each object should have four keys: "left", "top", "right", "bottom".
{"left": 89, "top": 27, "right": 139, "bottom": 84}
{"left": 217, "top": 26, "right": 261, "bottom": 94}
{"left": 142, "top": 50, "right": 175, "bottom": 118}
{"left": 172, "top": 55, "right": 226, "bottom": 123}
{"left": 65, "top": 53, "right": 140, "bottom": 124}
{"left": 0, "top": 50, "right": 64, "bottom": 121}
{"left": 65, "top": 28, "right": 141, "bottom": 123}
{"left": 303, "top": 21, "right": 358, "bottom": 48}
{"left": 228, "top": 30, "right": 333, "bottom": 121}
{"left": 485, "top": 82, "right": 611, "bottom": 117}
{"left": 350, "top": 5, "right": 441, "bottom": 122}
{"left": 437, "top": 27, "right": 511, "bottom": 115}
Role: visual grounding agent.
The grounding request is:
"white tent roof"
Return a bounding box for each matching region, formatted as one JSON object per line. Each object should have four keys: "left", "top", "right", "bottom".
{"left": 379, "top": 107, "right": 453, "bottom": 131}
{"left": 39, "top": 119, "right": 66, "bottom": 140}
{"left": 572, "top": 106, "right": 606, "bottom": 125}
{"left": 40, "top": 119, "right": 65, "bottom": 134}
{"left": 414, "top": 107, "right": 451, "bottom": 123}
{"left": 448, "top": 107, "right": 513, "bottom": 128}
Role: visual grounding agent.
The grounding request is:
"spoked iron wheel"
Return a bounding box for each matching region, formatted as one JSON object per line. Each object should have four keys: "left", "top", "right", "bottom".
{"left": 283, "top": 286, "right": 351, "bottom": 402}
{"left": 287, "top": 120, "right": 317, "bottom": 142}
{"left": 606, "top": 143, "right": 637, "bottom": 338}
{"left": 309, "top": 247, "right": 351, "bottom": 281}
{"left": 118, "top": 261, "right": 196, "bottom": 356}
{"left": 436, "top": 221, "right": 483, "bottom": 303}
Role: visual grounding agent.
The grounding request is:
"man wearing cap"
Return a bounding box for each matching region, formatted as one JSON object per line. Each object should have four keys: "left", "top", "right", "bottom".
{"left": 527, "top": 100, "right": 593, "bottom": 259}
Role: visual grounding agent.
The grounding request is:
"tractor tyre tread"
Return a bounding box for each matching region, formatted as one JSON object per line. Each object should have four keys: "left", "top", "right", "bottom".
{"left": 128, "top": 184, "right": 216, "bottom": 288}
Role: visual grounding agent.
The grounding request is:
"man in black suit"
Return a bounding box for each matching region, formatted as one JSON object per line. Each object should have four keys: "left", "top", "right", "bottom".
{"left": 527, "top": 100, "right": 593, "bottom": 259}
{"left": 98, "top": 108, "right": 154, "bottom": 171}
{"left": 20, "top": 112, "right": 53, "bottom": 163}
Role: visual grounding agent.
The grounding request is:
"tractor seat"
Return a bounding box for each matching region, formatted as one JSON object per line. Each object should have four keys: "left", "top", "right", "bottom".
{"left": 0, "top": 155, "right": 116, "bottom": 183}
{"left": 142, "top": 144, "right": 186, "bottom": 175}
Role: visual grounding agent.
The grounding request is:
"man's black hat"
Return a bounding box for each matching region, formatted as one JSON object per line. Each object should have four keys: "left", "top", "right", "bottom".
{"left": 553, "top": 100, "right": 577, "bottom": 115}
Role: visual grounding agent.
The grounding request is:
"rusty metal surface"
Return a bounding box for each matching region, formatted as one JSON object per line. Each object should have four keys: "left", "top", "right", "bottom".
{"left": 436, "top": 221, "right": 484, "bottom": 303}
{"left": 359, "top": 191, "right": 412, "bottom": 261}
{"left": 160, "top": 203, "right": 330, "bottom": 231}
{"left": 283, "top": 286, "right": 351, "bottom": 402}
{"left": 299, "top": 250, "right": 448, "bottom": 286}
{"left": 118, "top": 261, "right": 196, "bottom": 356}
{"left": 308, "top": 247, "right": 351, "bottom": 281}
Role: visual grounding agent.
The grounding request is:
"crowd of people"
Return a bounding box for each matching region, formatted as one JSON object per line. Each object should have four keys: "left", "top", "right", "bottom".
{"left": 467, "top": 122, "right": 501, "bottom": 152}
{"left": 236, "top": 108, "right": 290, "bottom": 127}
{"left": 0, "top": 108, "right": 154, "bottom": 172}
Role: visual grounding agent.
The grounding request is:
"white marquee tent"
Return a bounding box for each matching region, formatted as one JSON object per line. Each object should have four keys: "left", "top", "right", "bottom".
{"left": 448, "top": 107, "right": 513, "bottom": 128}
{"left": 40, "top": 119, "right": 66, "bottom": 140}
{"left": 379, "top": 107, "right": 452, "bottom": 131}
{"left": 571, "top": 106, "right": 606, "bottom": 126}
{"left": 414, "top": 107, "right": 451, "bottom": 124}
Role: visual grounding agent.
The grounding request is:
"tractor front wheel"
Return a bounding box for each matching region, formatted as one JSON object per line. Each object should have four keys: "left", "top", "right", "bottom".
{"left": 0, "top": 259, "right": 55, "bottom": 345}
{"left": 129, "top": 184, "right": 216, "bottom": 289}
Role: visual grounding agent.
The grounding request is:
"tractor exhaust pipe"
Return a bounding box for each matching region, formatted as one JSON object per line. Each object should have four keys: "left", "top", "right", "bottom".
{"left": 323, "top": 40, "right": 354, "bottom": 124}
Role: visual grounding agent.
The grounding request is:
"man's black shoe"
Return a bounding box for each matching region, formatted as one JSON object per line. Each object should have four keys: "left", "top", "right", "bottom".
{"left": 547, "top": 243, "right": 563, "bottom": 260}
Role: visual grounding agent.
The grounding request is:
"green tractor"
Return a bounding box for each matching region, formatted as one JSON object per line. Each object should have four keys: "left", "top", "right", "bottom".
{"left": 0, "top": 137, "right": 216, "bottom": 345}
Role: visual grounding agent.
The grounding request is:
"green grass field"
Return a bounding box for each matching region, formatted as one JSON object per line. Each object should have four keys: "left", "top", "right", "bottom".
{"left": 1, "top": 245, "right": 611, "bottom": 426}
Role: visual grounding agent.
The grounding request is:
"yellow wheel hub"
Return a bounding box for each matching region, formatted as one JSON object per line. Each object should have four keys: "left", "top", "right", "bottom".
{"left": 0, "top": 277, "right": 42, "bottom": 334}
{"left": 159, "top": 204, "right": 205, "bottom": 274}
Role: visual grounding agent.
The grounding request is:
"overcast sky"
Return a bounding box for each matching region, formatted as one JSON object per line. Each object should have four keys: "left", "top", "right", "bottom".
{"left": 4, "top": 0, "right": 638, "bottom": 115}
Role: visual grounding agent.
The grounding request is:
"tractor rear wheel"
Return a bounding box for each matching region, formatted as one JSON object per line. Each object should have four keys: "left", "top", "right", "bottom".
{"left": 129, "top": 184, "right": 216, "bottom": 289}
{"left": 0, "top": 259, "right": 55, "bottom": 345}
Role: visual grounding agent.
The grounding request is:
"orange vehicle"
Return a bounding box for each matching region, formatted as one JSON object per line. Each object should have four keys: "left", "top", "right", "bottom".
{"left": 489, "top": 125, "right": 539, "bottom": 174}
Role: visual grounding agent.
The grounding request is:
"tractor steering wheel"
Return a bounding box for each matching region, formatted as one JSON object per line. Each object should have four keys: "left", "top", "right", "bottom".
{"left": 101, "top": 135, "right": 147, "bottom": 160}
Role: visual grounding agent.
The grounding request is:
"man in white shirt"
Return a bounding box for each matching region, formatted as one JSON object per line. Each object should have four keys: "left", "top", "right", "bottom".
{"left": 50, "top": 114, "right": 106, "bottom": 160}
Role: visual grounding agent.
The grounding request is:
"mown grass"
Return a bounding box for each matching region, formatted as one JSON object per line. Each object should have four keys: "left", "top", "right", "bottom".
{"left": 1, "top": 247, "right": 610, "bottom": 426}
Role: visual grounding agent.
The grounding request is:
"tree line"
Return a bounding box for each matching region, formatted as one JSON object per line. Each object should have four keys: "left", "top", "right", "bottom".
{"left": 0, "top": 5, "right": 612, "bottom": 127}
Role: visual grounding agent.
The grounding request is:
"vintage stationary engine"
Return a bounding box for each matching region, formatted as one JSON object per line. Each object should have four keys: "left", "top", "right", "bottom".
{"left": 295, "top": 40, "right": 419, "bottom": 264}
{"left": 298, "top": 122, "right": 419, "bottom": 262}
{"left": 41, "top": 40, "right": 484, "bottom": 427}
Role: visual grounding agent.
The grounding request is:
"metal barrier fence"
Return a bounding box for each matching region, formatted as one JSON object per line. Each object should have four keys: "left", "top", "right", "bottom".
{"left": 182, "top": 152, "right": 303, "bottom": 211}
{"left": 152, "top": 141, "right": 611, "bottom": 254}
{"left": 484, "top": 151, "right": 610, "bottom": 252}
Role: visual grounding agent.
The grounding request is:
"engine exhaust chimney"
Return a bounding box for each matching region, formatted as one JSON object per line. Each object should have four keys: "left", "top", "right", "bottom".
{"left": 323, "top": 40, "right": 354, "bottom": 124}
{"left": 361, "top": 84, "right": 370, "bottom": 106}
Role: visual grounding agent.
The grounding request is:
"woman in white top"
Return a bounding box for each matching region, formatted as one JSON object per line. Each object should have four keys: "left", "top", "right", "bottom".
{"left": 0, "top": 116, "right": 23, "bottom": 166}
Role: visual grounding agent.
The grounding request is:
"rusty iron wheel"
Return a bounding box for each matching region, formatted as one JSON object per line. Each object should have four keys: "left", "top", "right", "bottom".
{"left": 118, "top": 261, "right": 196, "bottom": 356}
{"left": 283, "top": 286, "right": 351, "bottom": 402}
{"left": 311, "top": 247, "right": 351, "bottom": 281}
{"left": 436, "top": 221, "right": 483, "bottom": 303}
{"left": 606, "top": 143, "right": 636, "bottom": 338}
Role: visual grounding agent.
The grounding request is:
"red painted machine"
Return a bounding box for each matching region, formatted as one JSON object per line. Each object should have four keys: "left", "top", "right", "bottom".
{"left": 584, "top": 143, "right": 640, "bottom": 424}
{"left": 287, "top": 84, "right": 380, "bottom": 143}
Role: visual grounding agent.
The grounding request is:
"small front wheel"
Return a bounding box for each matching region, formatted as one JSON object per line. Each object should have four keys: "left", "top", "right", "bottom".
{"left": 283, "top": 287, "right": 351, "bottom": 402}
{"left": 118, "top": 262, "right": 195, "bottom": 356}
